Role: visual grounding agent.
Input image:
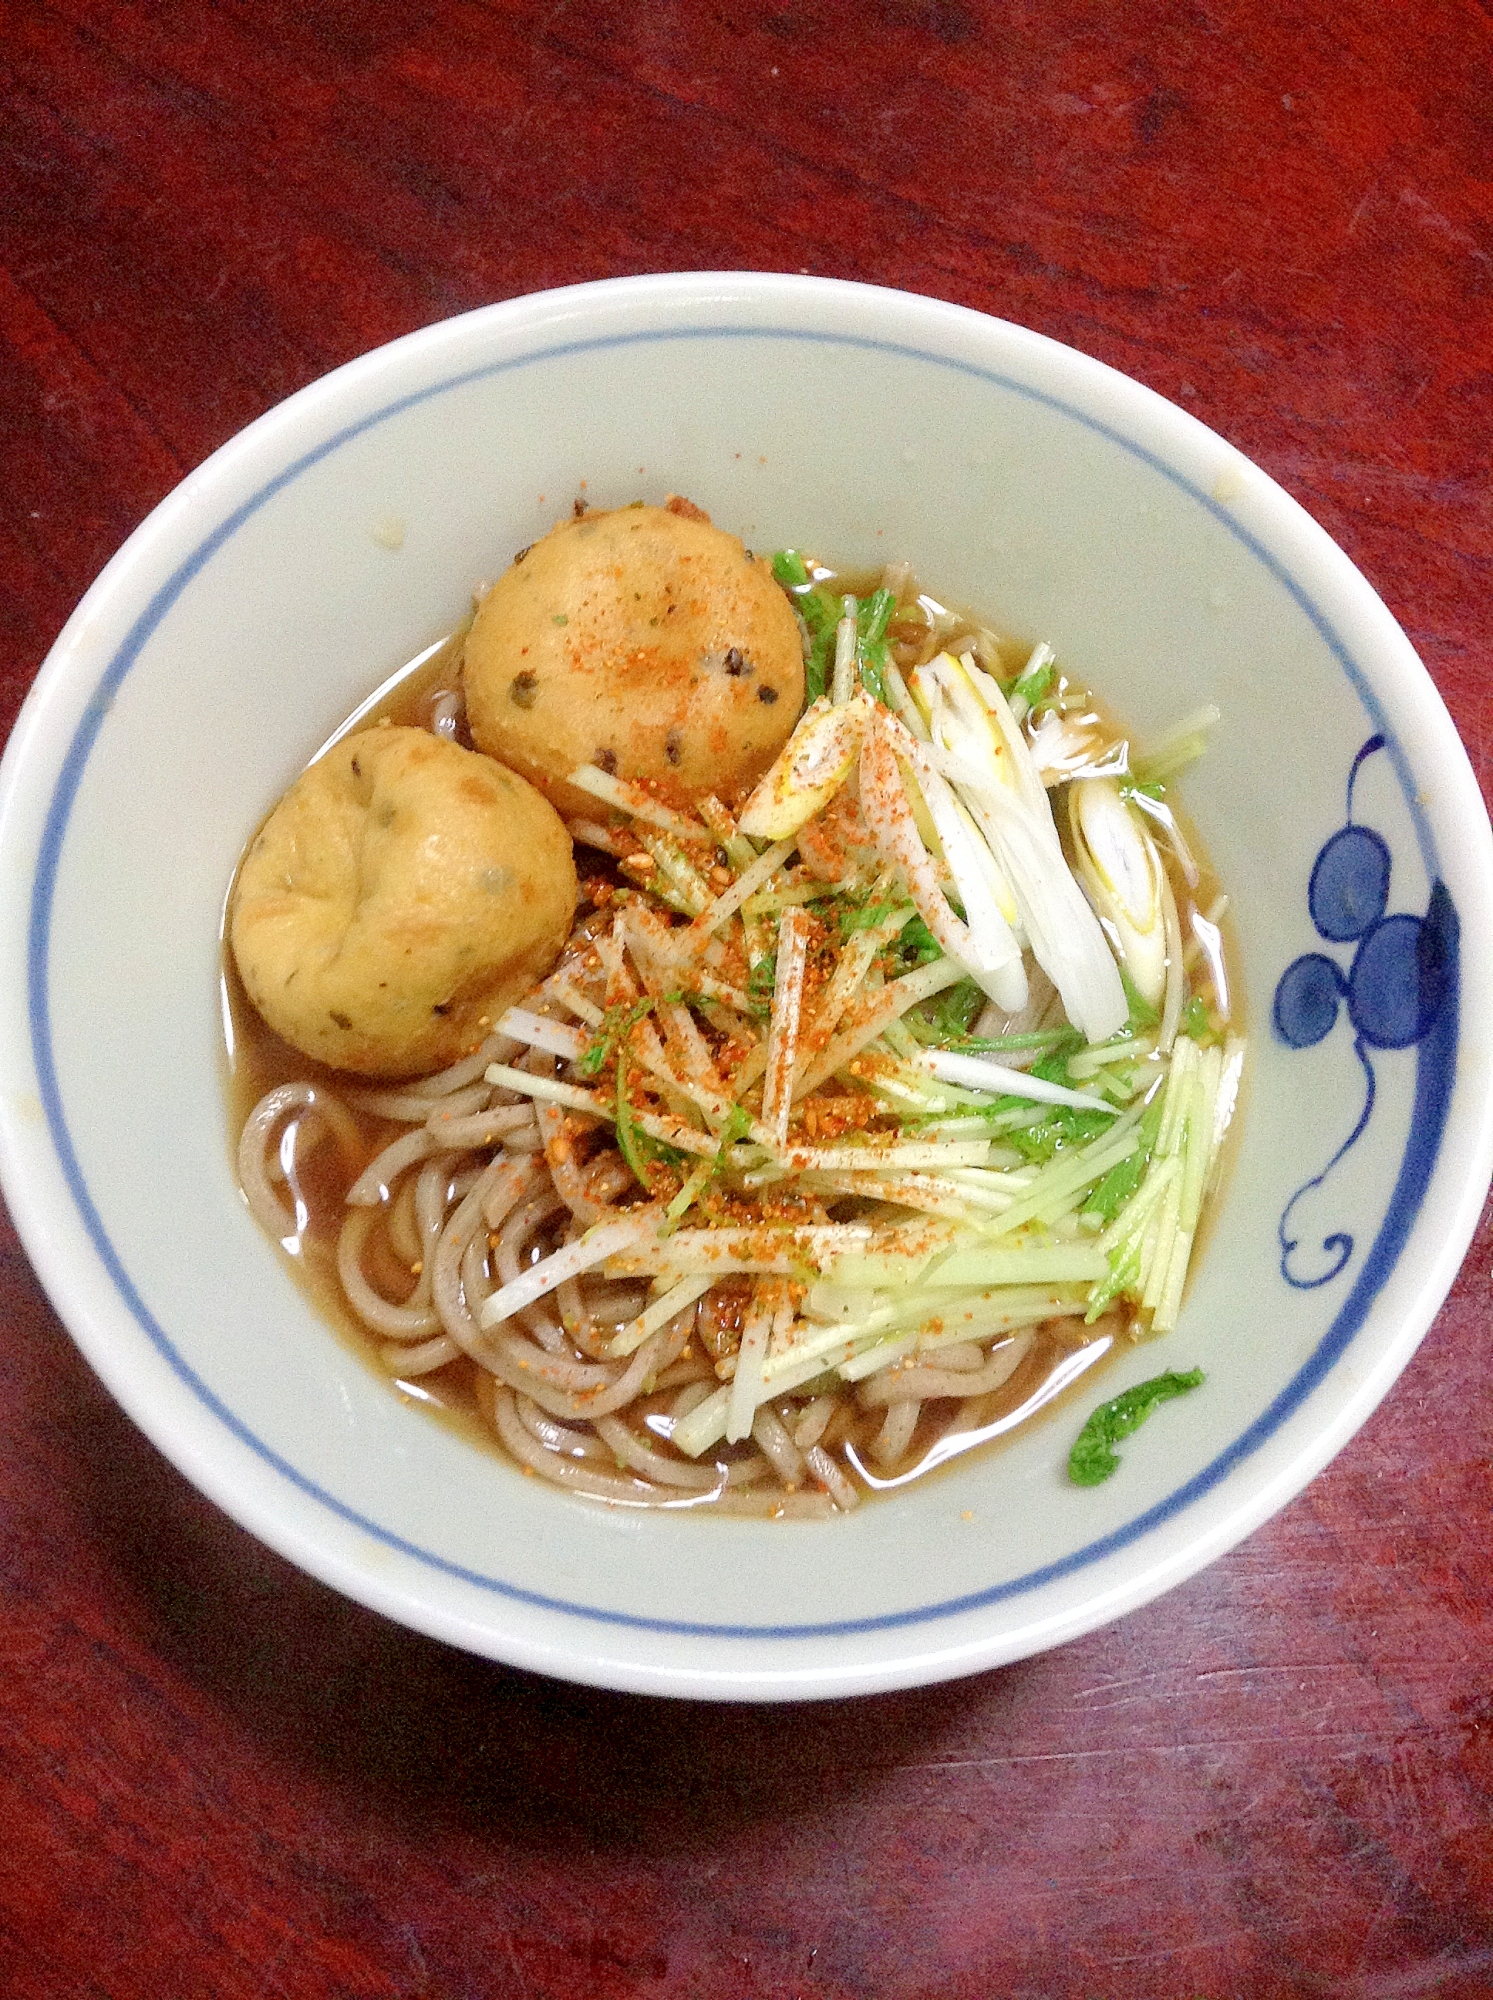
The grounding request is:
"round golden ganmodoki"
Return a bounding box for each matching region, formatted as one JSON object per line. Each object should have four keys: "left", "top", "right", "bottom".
{"left": 462, "top": 502, "right": 805, "bottom": 817}
{"left": 231, "top": 725, "right": 577, "bottom": 1078}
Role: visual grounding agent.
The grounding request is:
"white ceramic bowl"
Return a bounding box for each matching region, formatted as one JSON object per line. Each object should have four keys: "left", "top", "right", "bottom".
{"left": 2, "top": 274, "right": 1490, "bottom": 1700}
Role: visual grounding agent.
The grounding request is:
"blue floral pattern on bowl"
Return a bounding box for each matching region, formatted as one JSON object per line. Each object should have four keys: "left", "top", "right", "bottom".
{"left": 1273, "top": 736, "right": 1460, "bottom": 1289}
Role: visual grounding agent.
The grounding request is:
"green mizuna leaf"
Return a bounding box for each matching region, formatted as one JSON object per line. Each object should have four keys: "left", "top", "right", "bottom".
{"left": 1068, "top": 1368, "right": 1205, "bottom": 1486}
{"left": 578, "top": 996, "right": 657, "bottom": 1077}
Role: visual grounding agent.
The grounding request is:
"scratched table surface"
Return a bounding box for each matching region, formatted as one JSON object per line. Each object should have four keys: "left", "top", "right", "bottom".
{"left": 3, "top": 4, "right": 1492, "bottom": 1995}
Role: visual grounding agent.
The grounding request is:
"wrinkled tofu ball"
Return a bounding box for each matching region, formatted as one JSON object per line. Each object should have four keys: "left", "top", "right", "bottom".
{"left": 463, "top": 502, "right": 805, "bottom": 817}
{"left": 231, "top": 725, "right": 577, "bottom": 1079}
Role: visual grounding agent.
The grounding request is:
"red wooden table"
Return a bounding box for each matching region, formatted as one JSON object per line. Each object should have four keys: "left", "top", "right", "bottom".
{"left": 3, "top": 5, "right": 1491, "bottom": 1995}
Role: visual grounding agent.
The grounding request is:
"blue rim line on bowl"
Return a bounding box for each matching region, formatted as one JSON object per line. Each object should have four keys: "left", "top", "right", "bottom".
{"left": 25, "top": 321, "right": 1461, "bottom": 1641}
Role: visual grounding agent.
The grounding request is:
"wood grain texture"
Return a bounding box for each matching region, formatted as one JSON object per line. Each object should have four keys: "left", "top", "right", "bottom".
{"left": 1, "top": 3, "right": 1490, "bottom": 1995}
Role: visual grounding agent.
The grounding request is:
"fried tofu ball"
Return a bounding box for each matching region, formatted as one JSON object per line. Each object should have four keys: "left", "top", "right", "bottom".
{"left": 463, "top": 502, "right": 805, "bottom": 817}
{"left": 231, "top": 726, "right": 576, "bottom": 1079}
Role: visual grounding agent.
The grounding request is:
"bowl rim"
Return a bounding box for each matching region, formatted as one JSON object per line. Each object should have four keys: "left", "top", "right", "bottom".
{"left": 3, "top": 271, "right": 1491, "bottom": 1698}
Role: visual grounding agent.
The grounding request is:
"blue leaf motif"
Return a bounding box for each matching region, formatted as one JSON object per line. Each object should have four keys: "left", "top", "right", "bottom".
{"left": 1309, "top": 825, "right": 1390, "bottom": 943}
{"left": 1272, "top": 740, "right": 1454, "bottom": 1292}
{"left": 1273, "top": 953, "right": 1345, "bottom": 1049}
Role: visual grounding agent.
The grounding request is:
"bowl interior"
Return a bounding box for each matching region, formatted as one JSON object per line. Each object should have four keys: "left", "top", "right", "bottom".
{"left": 3, "top": 275, "right": 1489, "bottom": 1698}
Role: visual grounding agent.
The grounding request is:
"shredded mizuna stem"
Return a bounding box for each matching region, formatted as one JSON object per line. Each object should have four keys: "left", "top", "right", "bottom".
{"left": 762, "top": 906, "right": 810, "bottom": 1145}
